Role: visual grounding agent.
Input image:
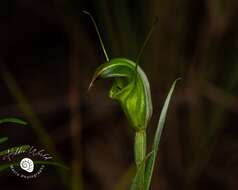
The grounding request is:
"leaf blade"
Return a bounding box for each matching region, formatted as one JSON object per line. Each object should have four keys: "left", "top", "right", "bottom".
{"left": 130, "top": 151, "right": 153, "bottom": 190}
{"left": 0, "top": 117, "right": 27, "bottom": 125}
{"left": 144, "top": 78, "right": 181, "bottom": 190}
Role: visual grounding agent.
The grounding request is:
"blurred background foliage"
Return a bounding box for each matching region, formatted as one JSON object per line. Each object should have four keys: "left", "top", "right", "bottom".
{"left": 0, "top": 0, "right": 238, "bottom": 189}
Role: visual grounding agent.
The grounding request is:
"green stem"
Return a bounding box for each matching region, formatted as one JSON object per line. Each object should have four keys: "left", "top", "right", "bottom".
{"left": 135, "top": 130, "right": 147, "bottom": 166}
{"left": 134, "top": 130, "right": 147, "bottom": 189}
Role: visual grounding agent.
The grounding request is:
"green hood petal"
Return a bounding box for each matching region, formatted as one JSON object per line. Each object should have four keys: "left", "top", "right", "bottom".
{"left": 90, "top": 58, "right": 153, "bottom": 130}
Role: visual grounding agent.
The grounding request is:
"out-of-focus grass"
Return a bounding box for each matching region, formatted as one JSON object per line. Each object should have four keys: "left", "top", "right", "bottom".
{"left": 0, "top": 65, "right": 70, "bottom": 188}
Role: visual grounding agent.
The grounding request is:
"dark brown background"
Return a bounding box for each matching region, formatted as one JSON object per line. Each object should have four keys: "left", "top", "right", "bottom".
{"left": 0, "top": 0, "right": 238, "bottom": 189}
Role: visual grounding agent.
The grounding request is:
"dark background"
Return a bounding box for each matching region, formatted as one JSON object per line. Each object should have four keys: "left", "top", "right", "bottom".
{"left": 0, "top": 0, "right": 238, "bottom": 189}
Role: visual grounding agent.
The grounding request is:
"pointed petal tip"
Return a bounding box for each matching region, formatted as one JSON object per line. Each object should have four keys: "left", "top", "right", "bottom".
{"left": 87, "top": 81, "right": 94, "bottom": 92}
{"left": 82, "top": 10, "right": 90, "bottom": 15}
{"left": 87, "top": 74, "right": 99, "bottom": 92}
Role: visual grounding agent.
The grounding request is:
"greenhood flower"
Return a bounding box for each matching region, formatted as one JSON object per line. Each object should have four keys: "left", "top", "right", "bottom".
{"left": 89, "top": 58, "right": 153, "bottom": 131}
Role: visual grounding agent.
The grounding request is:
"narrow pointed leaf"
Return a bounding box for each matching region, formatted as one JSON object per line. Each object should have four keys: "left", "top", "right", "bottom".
{"left": 130, "top": 151, "right": 153, "bottom": 190}
{"left": 0, "top": 118, "right": 27, "bottom": 125}
{"left": 144, "top": 78, "right": 180, "bottom": 190}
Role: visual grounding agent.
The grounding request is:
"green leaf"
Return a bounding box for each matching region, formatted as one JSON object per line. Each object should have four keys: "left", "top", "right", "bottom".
{"left": 0, "top": 137, "right": 8, "bottom": 145}
{"left": 144, "top": 78, "right": 180, "bottom": 190}
{"left": 89, "top": 58, "right": 153, "bottom": 131}
{"left": 0, "top": 117, "right": 27, "bottom": 125}
{"left": 130, "top": 152, "right": 153, "bottom": 190}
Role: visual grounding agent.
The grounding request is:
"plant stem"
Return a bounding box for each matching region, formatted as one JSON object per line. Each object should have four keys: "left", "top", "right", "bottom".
{"left": 135, "top": 130, "right": 147, "bottom": 166}
{"left": 134, "top": 130, "right": 147, "bottom": 188}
